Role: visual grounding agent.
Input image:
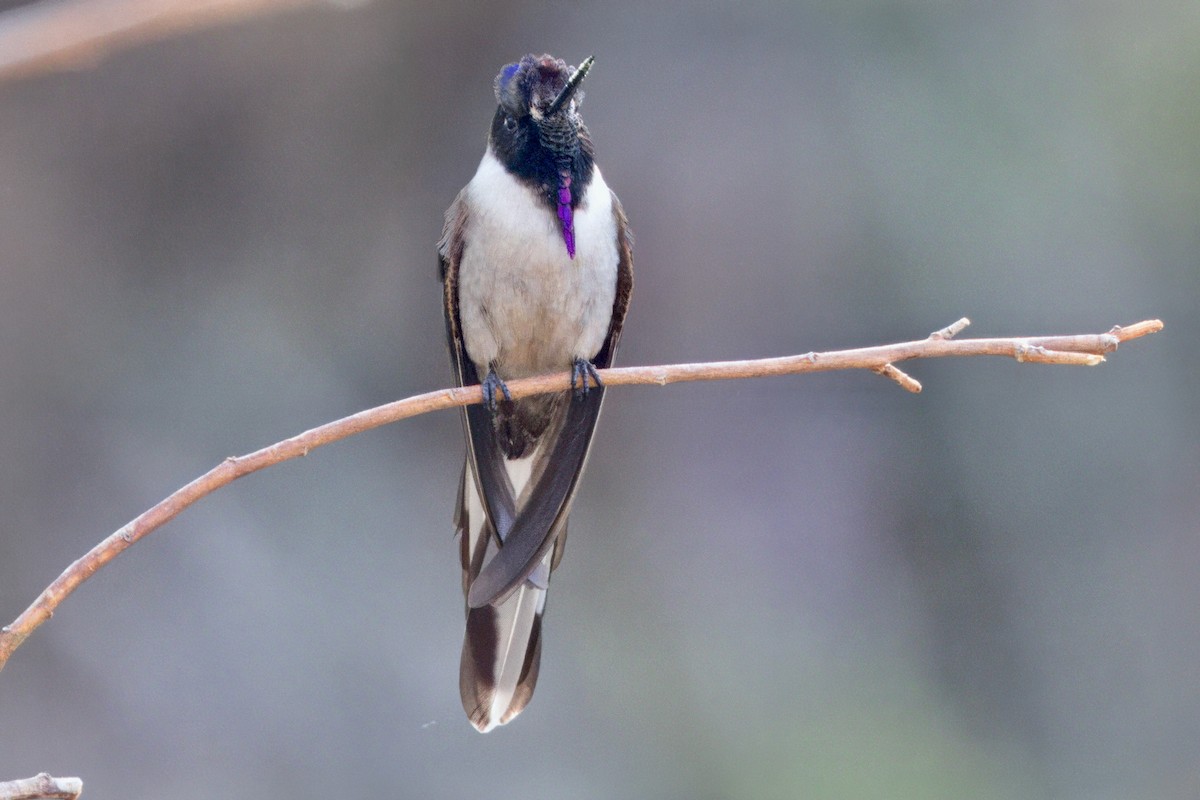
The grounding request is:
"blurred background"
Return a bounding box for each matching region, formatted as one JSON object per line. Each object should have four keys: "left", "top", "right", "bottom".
{"left": 0, "top": 1, "right": 1196, "bottom": 798}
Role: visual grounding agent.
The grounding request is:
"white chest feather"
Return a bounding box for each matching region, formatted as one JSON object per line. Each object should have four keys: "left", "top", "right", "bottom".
{"left": 457, "top": 151, "right": 619, "bottom": 379}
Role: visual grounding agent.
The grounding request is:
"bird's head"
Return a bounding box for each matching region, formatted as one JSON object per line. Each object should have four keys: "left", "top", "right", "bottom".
{"left": 495, "top": 54, "right": 592, "bottom": 124}
{"left": 489, "top": 54, "right": 595, "bottom": 169}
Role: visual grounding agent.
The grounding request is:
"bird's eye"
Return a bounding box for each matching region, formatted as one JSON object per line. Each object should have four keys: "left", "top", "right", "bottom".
{"left": 503, "top": 114, "right": 518, "bottom": 131}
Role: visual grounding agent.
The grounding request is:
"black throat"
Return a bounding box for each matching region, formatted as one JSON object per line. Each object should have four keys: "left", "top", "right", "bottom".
{"left": 488, "top": 108, "right": 595, "bottom": 214}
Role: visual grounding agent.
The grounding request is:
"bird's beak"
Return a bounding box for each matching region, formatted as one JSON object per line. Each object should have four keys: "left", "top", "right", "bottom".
{"left": 545, "top": 55, "right": 595, "bottom": 117}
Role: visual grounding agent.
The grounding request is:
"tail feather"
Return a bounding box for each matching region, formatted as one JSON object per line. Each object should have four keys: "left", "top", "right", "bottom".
{"left": 460, "top": 578, "right": 547, "bottom": 732}
{"left": 457, "top": 458, "right": 563, "bottom": 733}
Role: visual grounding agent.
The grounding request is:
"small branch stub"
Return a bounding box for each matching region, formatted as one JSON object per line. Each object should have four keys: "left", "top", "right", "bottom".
{"left": 0, "top": 774, "right": 82, "bottom": 800}
{"left": 930, "top": 317, "right": 971, "bottom": 340}
{"left": 873, "top": 363, "right": 922, "bottom": 393}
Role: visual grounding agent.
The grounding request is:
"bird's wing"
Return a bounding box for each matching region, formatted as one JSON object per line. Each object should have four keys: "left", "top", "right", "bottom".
{"left": 440, "top": 191, "right": 520, "bottom": 537}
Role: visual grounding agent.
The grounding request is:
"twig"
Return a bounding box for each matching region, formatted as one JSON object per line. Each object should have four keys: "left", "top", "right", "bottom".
{"left": 0, "top": 318, "right": 1162, "bottom": 672}
{"left": 0, "top": 774, "right": 82, "bottom": 800}
{"left": 0, "top": 0, "right": 334, "bottom": 81}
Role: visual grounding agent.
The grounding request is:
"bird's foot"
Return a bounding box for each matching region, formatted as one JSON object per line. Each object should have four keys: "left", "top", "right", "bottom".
{"left": 481, "top": 368, "right": 512, "bottom": 412}
{"left": 570, "top": 358, "right": 603, "bottom": 399}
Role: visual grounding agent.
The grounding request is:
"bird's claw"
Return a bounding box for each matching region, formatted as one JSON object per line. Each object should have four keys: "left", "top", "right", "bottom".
{"left": 481, "top": 368, "right": 511, "bottom": 412}
{"left": 570, "top": 358, "right": 603, "bottom": 399}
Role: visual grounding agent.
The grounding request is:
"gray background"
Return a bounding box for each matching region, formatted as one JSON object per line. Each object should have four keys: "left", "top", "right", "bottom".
{"left": 0, "top": 2, "right": 1196, "bottom": 798}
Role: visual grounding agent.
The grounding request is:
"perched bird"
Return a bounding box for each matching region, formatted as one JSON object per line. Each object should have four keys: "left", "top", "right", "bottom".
{"left": 438, "top": 54, "right": 633, "bottom": 732}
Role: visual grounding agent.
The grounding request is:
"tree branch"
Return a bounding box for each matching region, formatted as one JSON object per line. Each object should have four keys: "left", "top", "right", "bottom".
{"left": 0, "top": 318, "right": 1162, "bottom": 673}
{"left": 0, "top": 774, "right": 82, "bottom": 800}
{"left": 0, "top": 0, "right": 332, "bottom": 82}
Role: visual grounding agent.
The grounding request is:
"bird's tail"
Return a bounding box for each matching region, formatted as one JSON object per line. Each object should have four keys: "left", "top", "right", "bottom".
{"left": 456, "top": 459, "right": 564, "bottom": 733}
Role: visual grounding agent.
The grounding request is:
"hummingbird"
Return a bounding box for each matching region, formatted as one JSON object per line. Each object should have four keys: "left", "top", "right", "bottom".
{"left": 438, "top": 53, "right": 633, "bottom": 732}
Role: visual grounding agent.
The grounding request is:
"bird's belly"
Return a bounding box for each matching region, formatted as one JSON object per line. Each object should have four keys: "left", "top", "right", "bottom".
{"left": 457, "top": 157, "right": 619, "bottom": 380}
{"left": 479, "top": 252, "right": 608, "bottom": 378}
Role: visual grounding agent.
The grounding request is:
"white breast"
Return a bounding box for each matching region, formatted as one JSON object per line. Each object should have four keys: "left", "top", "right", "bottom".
{"left": 456, "top": 151, "right": 620, "bottom": 379}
